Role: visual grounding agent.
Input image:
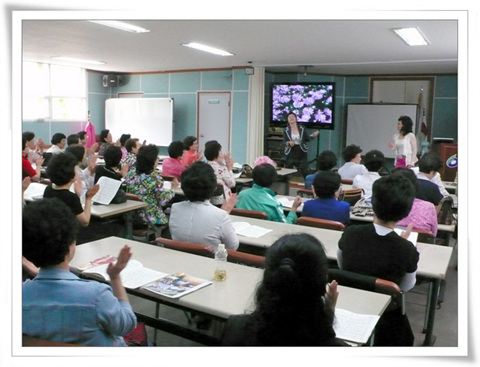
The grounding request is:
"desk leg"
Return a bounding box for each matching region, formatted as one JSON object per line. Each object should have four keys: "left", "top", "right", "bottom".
{"left": 423, "top": 278, "right": 440, "bottom": 346}
{"left": 124, "top": 212, "right": 133, "bottom": 239}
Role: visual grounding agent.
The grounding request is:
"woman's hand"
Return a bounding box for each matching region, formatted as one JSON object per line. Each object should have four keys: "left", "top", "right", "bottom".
{"left": 85, "top": 184, "right": 100, "bottom": 200}
{"left": 325, "top": 280, "right": 339, "bottom": 311}
{"left": 225, "top": 152, "right": 234, "bottom": 170}
{"left": 288, "top": 141, "right": 295, "bottom": 147}
{"left": 107, "top": 245, "right": 132, "bottom": 280}
{"left": 171, "top": 177, "right": 180, "bottom": 189}
{"left": 221, "top": 193, "right": 238, "bottom": 213}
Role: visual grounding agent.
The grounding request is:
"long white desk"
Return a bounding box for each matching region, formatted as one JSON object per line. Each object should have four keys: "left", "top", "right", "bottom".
{"left": 230, "top": 215, "right": 453, "bottom": 346}
{"left": 71, "top": 236, "right": 391, "bottom": 345}
{"left": 275, "top": 194, "right": 456, "bottom": 233}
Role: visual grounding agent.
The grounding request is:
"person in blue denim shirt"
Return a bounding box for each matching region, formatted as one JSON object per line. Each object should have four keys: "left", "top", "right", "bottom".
{"left": 22, "top": 198, "right": 136, "bottom": 346}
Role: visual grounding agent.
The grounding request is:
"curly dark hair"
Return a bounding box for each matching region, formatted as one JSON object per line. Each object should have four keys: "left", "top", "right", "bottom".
{"left": 204, "top": 141, "right": 222, "bottom": 161}
{"left": 252, "top": 163, "right": 278, "bottom": 188}
{"left": 363, "top": 150, "right": 385, "bottom": 172}
{"left": 136, "top": 144, "right": 159, "bottom": 175}
{"left": 183, "top": 136, "right": 197, "bottom": 150}
{"left": 342, "top": 144, "right": 362, "bottom": 162}
{"left": 316, "top": 150, "right": 338, "bottom": 171}
{"left": 398, "top": 116, "right": 414, "bottom": 135}
{"left": 243, "top": 233, "right": 336, "bottom": 345}
{"left": 168, "top": 141, "right": 185, "bottom": 159}
{"left": 46, "top": 152, "right": 77, "bottom": 186}
{"left": 180, "top": 162, "right": 217, "bottom": 201}
{"left": 372, "top": 175, "right": 414, "bottom": 222}
{"left": 103, "top": 146, "right": 122, "bottom": 167}
{"left": 23, "top": 198, "right": 77, "bottom": 267}
{"left": 66, "top": 145, "right": 86, "bottom": 164}
{"left": 312, "top": 171, "right": 341, "bottom": 198}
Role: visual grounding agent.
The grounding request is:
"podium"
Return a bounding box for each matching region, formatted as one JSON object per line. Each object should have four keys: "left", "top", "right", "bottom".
{"left": 432, "top": 142, "right": 457, "bottom": 182}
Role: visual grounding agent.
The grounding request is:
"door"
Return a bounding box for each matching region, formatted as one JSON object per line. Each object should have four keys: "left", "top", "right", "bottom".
{"left": 197, "top": 92, "right": 231, "bottom": 153}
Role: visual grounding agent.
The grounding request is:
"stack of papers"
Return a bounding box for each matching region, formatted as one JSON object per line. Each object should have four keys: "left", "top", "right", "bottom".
{"left": 333, "top": 308, "right": 380, "bottom": 345}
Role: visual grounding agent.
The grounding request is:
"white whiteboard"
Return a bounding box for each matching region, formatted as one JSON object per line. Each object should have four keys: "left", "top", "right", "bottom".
{"left": 346, "top": 104, "right": 417, "bottom": 159}
{"left": 105, "top": 98, "right": 173, "bottom": 147}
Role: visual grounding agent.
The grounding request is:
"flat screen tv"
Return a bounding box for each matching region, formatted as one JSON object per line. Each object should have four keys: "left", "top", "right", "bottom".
{"left": 270, "top": 82, "right": 335, "bottom": 129}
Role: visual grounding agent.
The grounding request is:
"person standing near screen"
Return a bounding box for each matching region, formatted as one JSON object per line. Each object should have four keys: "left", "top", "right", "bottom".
{"left": 283, "top": 112, "right": 318, "bottom": 178}
{"left": 389, "top": 115, "right": 418, "bottom": 168}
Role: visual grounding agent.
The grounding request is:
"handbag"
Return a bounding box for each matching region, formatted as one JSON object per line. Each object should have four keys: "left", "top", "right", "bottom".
{"left": 239, "top": 164, "right": 253, "bottom": 178}
{"left": 123, "top": 322, "right": 149, "bottom": 346}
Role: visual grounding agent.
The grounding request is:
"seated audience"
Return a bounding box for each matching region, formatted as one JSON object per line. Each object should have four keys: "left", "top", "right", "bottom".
{"left": 46, "top": 132, "right": 67, "bottom": 154}
{"left": 222, "top": 233, "right": 343, "bottom": 346}
{"left": 66, "top": 145, "right": 96, "bottom": 196}
{"left": 337, "top": 174, "right": 419, "bottom": 346}
{"left": 301, "top": 171, "right": 350, "bottom": 225}
{"left": 169, "top": 162, "right": 239, "bottom": 251}
{"left": 236, "top": 163, "right": 302, "bottom": 224}
{"left": 392, "top": 167, "right": 438, "bottom": 237}
{"left": 162, "top": 140, "right": 186, "bottom": 179}
{"left": 120, "top": 138, "right": 141, "bottom": 170}
{"left": 77, "top": 130, "right": 88, "bottom": 145}
{"left": 205, "top": 141, "right": 236, "bottom": 206}
{"left": 352, "top": 149, "right": 385, "bottom": 205}
{"left": 22, "top": 198, "right": 136, "bottom": 346}
{"left": 23, "top": 131, "right": 45, "bottom": 162}
{"left": 411, "top": 165, "right": 449, "bottom": 197}
{"left": 95, "top": 146, "right": 129, "bottom": 184}
{"left": 119, "top": 133, "right": 131, "bottom": 159}
{"left": 337, "top": 144, "right": 367, "bottom": 180}
{"left": 67, "top": 134, "right": 81, "bottom": 147}
{"left": 124, "top": 144, "right": 178, "bottom": 229}
{"left": 304, "top": 150, "right": 338, "bottom": 190}
{"left": 22, "top": 137, "right": 43, "bottom": 181}
{"left": 181, "top": 135, "right": 203, "bottom": 167}
{"left": 44, "top": 152, "right": 99, "bottom": 228}
{"left": 97, "top": 129, "right": 115, "bottom": 157}
{"left": 414, "top": 152, "right": 444, "bottom": 207}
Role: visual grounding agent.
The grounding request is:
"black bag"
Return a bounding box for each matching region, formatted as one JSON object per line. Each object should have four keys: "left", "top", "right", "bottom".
{"left": 239, "top": 164, "right": 253, "bottom": 178}
{"left": 111, "top": 188, "right": 127, "bottom": 204}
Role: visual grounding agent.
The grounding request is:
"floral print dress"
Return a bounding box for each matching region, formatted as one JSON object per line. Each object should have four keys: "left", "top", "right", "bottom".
{"left": 124, "top": 169, "right": 175, "bottom": 225}
{"left": 208, "top": 161, "right": 236, "bottom": 205}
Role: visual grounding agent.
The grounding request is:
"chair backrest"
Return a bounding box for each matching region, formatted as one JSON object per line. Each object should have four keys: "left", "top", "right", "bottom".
{"left": 230, "top": 208, "right": 268, "bottom": 220}
{"left": 161, "top": 174, "right": 175, "bottom": 182}
{"left": 154, "top": 237, "right": 214, "bottom": 258}
{"left": 22, "top": 334, "right": 83, "bottom": 347}
{"left": 212, "top": 183, "right": 225, "bottom": 199}
{"left": 297, "top": 216, "right": 345, "bottom": 231}
{"left": 412, "top": 229, "right": 436, "bottom": 244}
{"left": 327, "top": 268, "right": 404, "bottom": 314}
{"left": 437, "top": 196, "right": 454, "bottom": 225}
{"left": 341, "top": 178, "right": 353, "bottom": 185}
{"left": 296, "top": 189, "right": 314, "bottom": 198}
{"left": 226, "top": 249, "right": 265, "bottom": 268}
{"left": 340, "top": 188, "right": 363, "bottom": 206}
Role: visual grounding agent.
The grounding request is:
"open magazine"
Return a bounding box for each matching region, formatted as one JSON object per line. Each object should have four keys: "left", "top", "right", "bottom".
{"left": 73, "top": 257, "right": 167, "bottom": 290}
{"left": 142, "top": 273, "right": 212, "bottom": 299}
{"left": 92, "top": 176, "right": 123, "bottom": 205}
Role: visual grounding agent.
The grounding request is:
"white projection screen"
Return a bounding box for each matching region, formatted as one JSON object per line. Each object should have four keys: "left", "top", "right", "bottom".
{"left": 346, "top": 104, "right": 418, "bottom": 159}
{"left": 105, "top": 98, "right": 173, "bottom": 147}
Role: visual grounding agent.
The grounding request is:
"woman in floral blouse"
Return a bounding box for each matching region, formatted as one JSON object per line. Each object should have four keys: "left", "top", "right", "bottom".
{"left": 124, "top": 144, "right": 178, "bottom": 227}
{"left": 204, "top": 141, "right": 236, "bottom": 206}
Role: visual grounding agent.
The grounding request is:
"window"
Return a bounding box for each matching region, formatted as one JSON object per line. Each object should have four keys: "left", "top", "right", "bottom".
{"left": 23, "top": 62, "right": 87, "bottom": 121}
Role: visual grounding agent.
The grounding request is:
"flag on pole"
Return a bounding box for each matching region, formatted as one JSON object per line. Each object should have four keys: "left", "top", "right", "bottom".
{"left": 416, "top": 88, "right": 430, "bottom": 157}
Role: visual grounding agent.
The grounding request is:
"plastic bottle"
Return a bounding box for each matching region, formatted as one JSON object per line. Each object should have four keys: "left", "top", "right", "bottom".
{"left": 214, "top": 244, "right": 228, "bottom": 281}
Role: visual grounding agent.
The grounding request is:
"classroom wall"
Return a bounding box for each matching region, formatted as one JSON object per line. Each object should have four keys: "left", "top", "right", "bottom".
{"left": 22, "top": 68, "right": 457, "bottom": 169}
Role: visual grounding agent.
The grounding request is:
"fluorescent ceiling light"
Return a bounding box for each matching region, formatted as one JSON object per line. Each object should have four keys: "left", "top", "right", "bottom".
{"left": 88, "top": 20, "right": 150, "bottom": 33}
{"left": 182, "top": 42, "right": 234, "bottom": 56}
{"left": 393, "top": 27, "right": 429, "bottom": 46}
{"left": 51, "top": 56, "right": 105, "bottom": 65}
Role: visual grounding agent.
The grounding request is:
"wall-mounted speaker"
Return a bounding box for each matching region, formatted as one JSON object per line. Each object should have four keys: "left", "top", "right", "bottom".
{"left": 102, "top": 74, "right": 122, "bottom": 87}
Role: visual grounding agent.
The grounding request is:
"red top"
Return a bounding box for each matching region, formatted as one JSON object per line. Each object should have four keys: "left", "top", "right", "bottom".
{"left": 22, "top": 155, "right": 36, "bottom": 178}
{"left": 181, "top": 150, "right": 199, "bottom": 167}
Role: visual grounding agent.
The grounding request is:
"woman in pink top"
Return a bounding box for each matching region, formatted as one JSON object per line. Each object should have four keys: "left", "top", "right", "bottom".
{"left": 391, "top": 167, "right": 438, "bottom": 236}
{"left": 181, "top": 136, "right": 203, "bottom": 167}
{"left": 162, "top": 141, "right": 186, "bottom": 179}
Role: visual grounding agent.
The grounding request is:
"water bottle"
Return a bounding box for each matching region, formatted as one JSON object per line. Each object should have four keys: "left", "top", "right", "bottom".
{"left": 214, "top": 244, "right": 228, "bottom": 281}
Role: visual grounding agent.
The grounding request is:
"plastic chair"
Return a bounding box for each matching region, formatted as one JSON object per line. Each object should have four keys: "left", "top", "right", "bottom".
{"left": 226, "top": 249, "right": 265, "bottom": 268}
{"left": 154, "top": 237, "right": 214, "bottom": 258}
{"left": 160, "top": 174, "right": 175, "bottom": 182}
{"left": 297, "top": 216, "right": 345, "bottom": 231}
{"left": 296, "top": 188, "right": 314, "bottom": 198}
{"left": 125, "top": 193, "right": 160, "bottom": 242}
{"left": 327, "top": 268, "right": 405, "bottom": 314}
{"left": 230, "top": 208, "right": 268, "bottom": 220}
{"left": 340, "top": 188, "right": 363, "bottom": 206}
{"left": 341, "top": 178, "right": 353, "bottom": 185}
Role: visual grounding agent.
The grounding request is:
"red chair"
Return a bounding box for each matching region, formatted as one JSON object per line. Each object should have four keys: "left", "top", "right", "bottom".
{"left": 226, "top": 249, "right": 265, "bottom": 268}
{"left": 154, "top": 237, "right": 214, "bottom": 258}
{"left": 230, "top": 208, "right": 268, "bottom": 220}
{"left": 297, "top": 216, "right": 345, "bottom": 231}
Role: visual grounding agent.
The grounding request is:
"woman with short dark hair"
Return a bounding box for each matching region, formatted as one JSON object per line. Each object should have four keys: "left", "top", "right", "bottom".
{"left": 204, "top": 141, "right": 236, "bottom": 206}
